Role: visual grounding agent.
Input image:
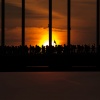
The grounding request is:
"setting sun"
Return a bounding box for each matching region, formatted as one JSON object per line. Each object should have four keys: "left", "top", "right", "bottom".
{"left": 43, "top": 40, "right": 49, "bottom": 46}
{"left": 39, "top": 28, "right": 60, "bottom": 46}
{"left": 43, "top": 40, "right": 57, "bottom": 46}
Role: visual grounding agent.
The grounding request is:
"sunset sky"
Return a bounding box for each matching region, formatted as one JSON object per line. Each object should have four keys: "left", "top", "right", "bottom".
{"left": 0, "top": 0, "right": 97, "bottom": 46}
{"left": 0, "top": 1, "right": 100, "bottom": 100}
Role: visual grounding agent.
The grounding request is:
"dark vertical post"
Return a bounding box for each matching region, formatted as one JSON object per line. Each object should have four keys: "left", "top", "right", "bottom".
{"left": 49, "top": 0, "right": 52, "bottom": 46}
{"left": 97, "top": 0, "right": 99, "bottom": 53}
{"left": 1, "top": 0, "right": 5, "bottom": 46}
{"left": 67, "top": 0, "right": 71, "bottom": 46}
{"left": 22, "top": 0, "right": 25, "bottom": 46}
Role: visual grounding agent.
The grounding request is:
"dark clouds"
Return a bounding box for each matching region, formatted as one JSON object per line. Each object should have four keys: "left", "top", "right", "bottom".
{"left": 0, "top": 0, "right": 96, "bottom": 29}
{"left": 0, "top": 0, "right": 97, "bottom": 45}
{"left": 0, "top": 1, "right": 62, "bottom": 29}
{"left": 0, "top": 2, "right": 48, "bottom": 19}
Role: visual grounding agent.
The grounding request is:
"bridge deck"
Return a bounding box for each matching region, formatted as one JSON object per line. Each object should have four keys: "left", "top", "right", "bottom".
{"left": 0, "top": 54, "right": 99, "bottom": 72}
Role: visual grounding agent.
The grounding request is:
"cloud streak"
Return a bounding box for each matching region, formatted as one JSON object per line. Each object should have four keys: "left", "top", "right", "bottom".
{"left": 0, "top": 0, "right": 97, "bottom": 45}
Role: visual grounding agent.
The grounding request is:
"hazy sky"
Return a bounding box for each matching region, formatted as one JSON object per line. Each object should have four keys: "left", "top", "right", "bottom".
{"left": 0, "top": 0, "right": 97, "bottom": 46}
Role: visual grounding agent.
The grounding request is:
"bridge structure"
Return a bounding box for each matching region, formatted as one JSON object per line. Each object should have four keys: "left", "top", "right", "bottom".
{"left": 0, "top": 0, "right": 100, "bottom": 72}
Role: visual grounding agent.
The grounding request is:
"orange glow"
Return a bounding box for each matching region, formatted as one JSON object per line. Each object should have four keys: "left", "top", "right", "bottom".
{"left": 39, "top": 29, "right": 60, "bottom": 46}
{"left": 42, "top": 40, "right": 56, "bottom": 46}
{"left": 24, "top": 27, "right": 66, "bottom": 47}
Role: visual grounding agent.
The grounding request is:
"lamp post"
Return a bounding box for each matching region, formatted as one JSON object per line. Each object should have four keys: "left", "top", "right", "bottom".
{"left": 97, "top": 0, "right": 99, "bottom": 53}
{"left": 22, "top": 0, "right": 25, "bottom": 46}
{"left": 67, "top": 0, "right": 71, "bottom": 46}
{"left": 49, "top": 0, "right": 52, "bottom": 46}
{"left": 1, "top": 0, "right": 5, "bottom": 46}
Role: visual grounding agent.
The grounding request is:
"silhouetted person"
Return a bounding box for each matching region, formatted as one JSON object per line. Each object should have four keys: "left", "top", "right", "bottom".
{"left": 42, "top": 45, "right": 45, "bottom": 54}
{"left": 91, "top": 44, "right": 95, "bottom": 53}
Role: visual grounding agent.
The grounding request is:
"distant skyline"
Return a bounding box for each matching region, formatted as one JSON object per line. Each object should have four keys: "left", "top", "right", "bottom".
{"left": 0, "top": 0, "right": 97, "bottom": 46}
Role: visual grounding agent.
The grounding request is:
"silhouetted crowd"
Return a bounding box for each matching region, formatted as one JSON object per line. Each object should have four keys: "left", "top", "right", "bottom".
{"left": 0, "top": 44, "right": 99, "bottom": 56}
